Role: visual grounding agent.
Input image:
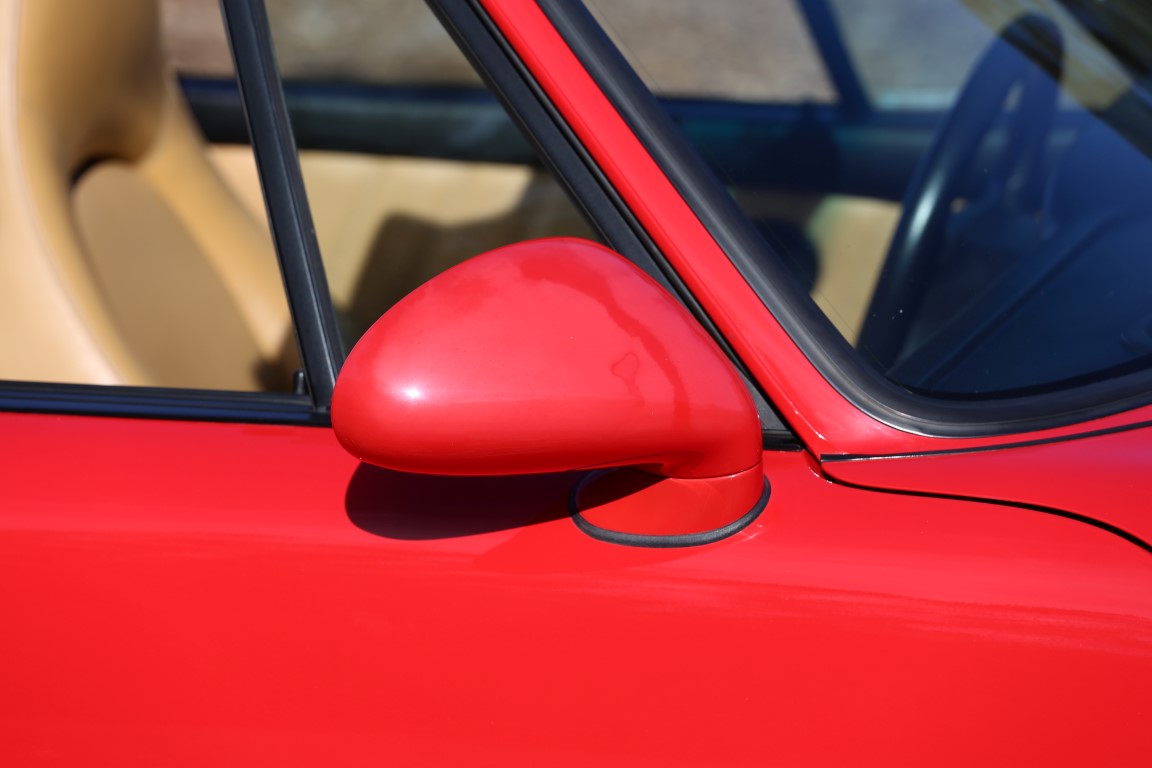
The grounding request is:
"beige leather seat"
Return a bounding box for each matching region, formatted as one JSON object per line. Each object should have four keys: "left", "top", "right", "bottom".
{"left": 0, "top": 0, "right": 296, "bottom": 390}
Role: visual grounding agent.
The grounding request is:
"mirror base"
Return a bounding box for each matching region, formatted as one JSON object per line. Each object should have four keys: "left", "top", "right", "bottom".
{"left": 570, "top": 466, "right": 768, "bottom": 548}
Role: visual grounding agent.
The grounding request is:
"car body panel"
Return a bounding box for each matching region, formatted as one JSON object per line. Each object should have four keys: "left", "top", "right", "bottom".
{"left": 824, "top": 422, "right": 1152, "bottom": 547}
{"left": 3, "top": 1, "right": 1152, "bottom": 763}
{"left": 2, "top": 411, "right": 1152, "bottom": 764}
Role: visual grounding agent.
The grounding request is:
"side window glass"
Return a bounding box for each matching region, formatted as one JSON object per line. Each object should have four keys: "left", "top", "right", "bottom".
{"left": 587, "top": 0, "right": 836, "bottom": 104}
{"left": 587, "top": 0, "right": 896, "bottom": 343}
{"left": 0, "top": 0, "right": 297, "bottom": 392}
{"left": 262, "top": 0, "right": 598, "bottom": 348}
{"left": 827, "top": 0, "right": 987, "bottom": 110}
{"left": 827, "top": 0, "right": 1134, "bottom": 113}
{"left": 591, "top": 0, "right": 1152, "bottom": 401}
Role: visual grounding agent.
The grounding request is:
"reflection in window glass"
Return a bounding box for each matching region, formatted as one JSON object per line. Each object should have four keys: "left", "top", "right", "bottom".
{"left": 594, "top": 0, "right": 1152, "bottom": 399}
{"left": 827, "top": 0, "right": 1136, "bottom": 112}
{"left": 266, "top": 0, "right": 482, "bottom": 85}
{"left": 586, "top": 0, "right": 835, "bottom": 103}
{"left": 827, "top": 0, "right": 987, "bottom": 110}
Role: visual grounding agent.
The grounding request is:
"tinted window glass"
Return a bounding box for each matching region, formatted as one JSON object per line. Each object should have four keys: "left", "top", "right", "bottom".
{"left": 592, "top": 0, "right": 1152, "bottom": 400}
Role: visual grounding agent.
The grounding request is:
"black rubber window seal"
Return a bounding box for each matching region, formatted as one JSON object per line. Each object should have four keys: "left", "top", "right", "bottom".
{"left": 0, "top": 381, "right": 322, "bottom": 426}
{"left": 220, "top": 0, "right": 345, "bottom": 412}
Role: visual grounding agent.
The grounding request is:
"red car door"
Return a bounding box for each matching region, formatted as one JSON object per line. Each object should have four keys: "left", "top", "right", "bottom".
{"left": 2, "top": 0, "right": 1150, "bottom": 765}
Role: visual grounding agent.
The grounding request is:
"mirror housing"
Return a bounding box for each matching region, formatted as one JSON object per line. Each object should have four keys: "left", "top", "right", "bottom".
{"left": 332, "top": 238, "right": 766, "bottom": 546}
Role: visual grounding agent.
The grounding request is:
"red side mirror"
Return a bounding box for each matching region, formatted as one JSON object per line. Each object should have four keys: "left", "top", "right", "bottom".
{"left": 332, "top": 238, "right": 766, "bottom": 546}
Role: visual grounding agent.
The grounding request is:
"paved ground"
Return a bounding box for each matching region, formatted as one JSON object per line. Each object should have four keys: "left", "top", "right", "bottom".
{"left": 161, "top": 0, "right": 832, "bottom": 99}
{"left": 162, "top": 0, "right": 1005, "bottom": 106}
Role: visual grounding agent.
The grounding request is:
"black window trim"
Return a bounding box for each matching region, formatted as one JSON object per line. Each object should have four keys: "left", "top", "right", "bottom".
{"left": 540, "top": 0, "right": 1152, "bottom": 439}
{"left": 220, "top": 0, "right": 345, "bottom": 409}
{"left": 0, "top": 382, "right": 319, "bottom": 425}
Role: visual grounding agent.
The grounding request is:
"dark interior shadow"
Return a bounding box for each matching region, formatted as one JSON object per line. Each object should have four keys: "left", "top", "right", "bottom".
{"left": 345, "top": 463, "right": 583, "bottom": 540}
{"left": 342, "top": 176, "right": 595, "bottom": 344}
{"left": 753, "top": 218, "right": 819, "bottom": 293}
{"left": 253, "top": 329, "right": 305, "bottom": 392}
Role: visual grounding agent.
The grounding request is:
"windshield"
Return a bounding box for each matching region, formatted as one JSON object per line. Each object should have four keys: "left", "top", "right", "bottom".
{"left": 589, "top": 0, "right": 1152, "bottom": 402}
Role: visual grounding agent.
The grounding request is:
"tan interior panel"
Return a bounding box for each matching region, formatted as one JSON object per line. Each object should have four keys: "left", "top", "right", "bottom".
{"left": 808, "top": 196, "right": 900, "bottom": 343}
{"left": 731, "top": 188, "right": 899, "bottom": 343}
{"left": 211, "top": 145, "right": 594, "bottom": 341}
{"left": 213, "top": 144, "right": 895, "bottom": 347}
{"left": 208, "top": 144, "right": 270, "bottom": 223}
{"left": 0, "top": 0, "right": 295, "bottom": 389}
{"left": 299, "top": 151, "right": 593, "bottom": 337}
{"left": 74, "top": 163, "right": 273, "bottom": 390}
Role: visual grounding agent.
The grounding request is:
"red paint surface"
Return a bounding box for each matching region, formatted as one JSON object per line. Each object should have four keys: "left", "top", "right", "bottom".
{"left": 3, "top": 5, "right": 1150, "bottom": 766}
{"left": 2, "top": 411, "right": 1150, "bottom": 765}
{"left": 332, "top": 239, "right": 761, "bottom": 480}
{"left": 825, "top": 423, "right": 1152, "bottom": 546}
{"left": 332, "top": 238, "right": 764, "bottom": 537}
{"left": 479, "top": 0, "right": 1152, "bottom": 456}
{"left": 575, "top": 465, "right": 764, "bottom": 536}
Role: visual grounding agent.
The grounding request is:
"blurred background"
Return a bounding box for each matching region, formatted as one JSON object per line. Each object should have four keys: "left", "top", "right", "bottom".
{"left": 161, "top": 0, "right": 988, "bottom": 105}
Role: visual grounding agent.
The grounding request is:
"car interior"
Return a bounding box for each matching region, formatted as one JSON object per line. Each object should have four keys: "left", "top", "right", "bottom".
{"left": 5, "top": 0, "right": 1151, "bottom": 404}
{"left": 0, "top": 0, "right": 914, "bottom": 395}
{"left": 0, "top": 0, "right": 299, "bottom": 390}
{"left": 0, "top": 0, "right": 592, "bottom": 392}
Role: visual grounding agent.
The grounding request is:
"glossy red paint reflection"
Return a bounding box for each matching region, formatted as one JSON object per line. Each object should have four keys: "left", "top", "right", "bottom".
{"left": 575, "top": 465, "right": 764, "bottom": 536}
{"left": 824, "top": 423, "right": 1152, "bottom": 547}
{"left": 332, "top": 238, "right": 762, "bottom": 481}
{"left": 2, "top": 412, "right": 1151, "bottom": 765}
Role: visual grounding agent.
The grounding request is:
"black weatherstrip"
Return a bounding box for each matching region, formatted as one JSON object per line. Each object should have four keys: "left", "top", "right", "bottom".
{"left": 571, "top": 477, "right": 770, "bottom": 548}
{"left": 0, "top": 381, "right": 320, "bottom": 425}
{"left": 823, "top": 418, "right": 1152, "bottom": 462}
{"left": 219, "top": 0, "right": 344, "bottom": 410}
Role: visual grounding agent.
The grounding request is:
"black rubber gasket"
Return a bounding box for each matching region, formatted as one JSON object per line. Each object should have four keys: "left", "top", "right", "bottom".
{"left": 0, "top": 381, "right": 323, "bottom": 425}
{"left": 220, "top": 0, "right": 345, "bottom": 410}
{"left": 570, "top": 473, "right": 770, "bottom": 548}
{"left": 823, "top": 418, "right": 1152, "bottom": 462}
